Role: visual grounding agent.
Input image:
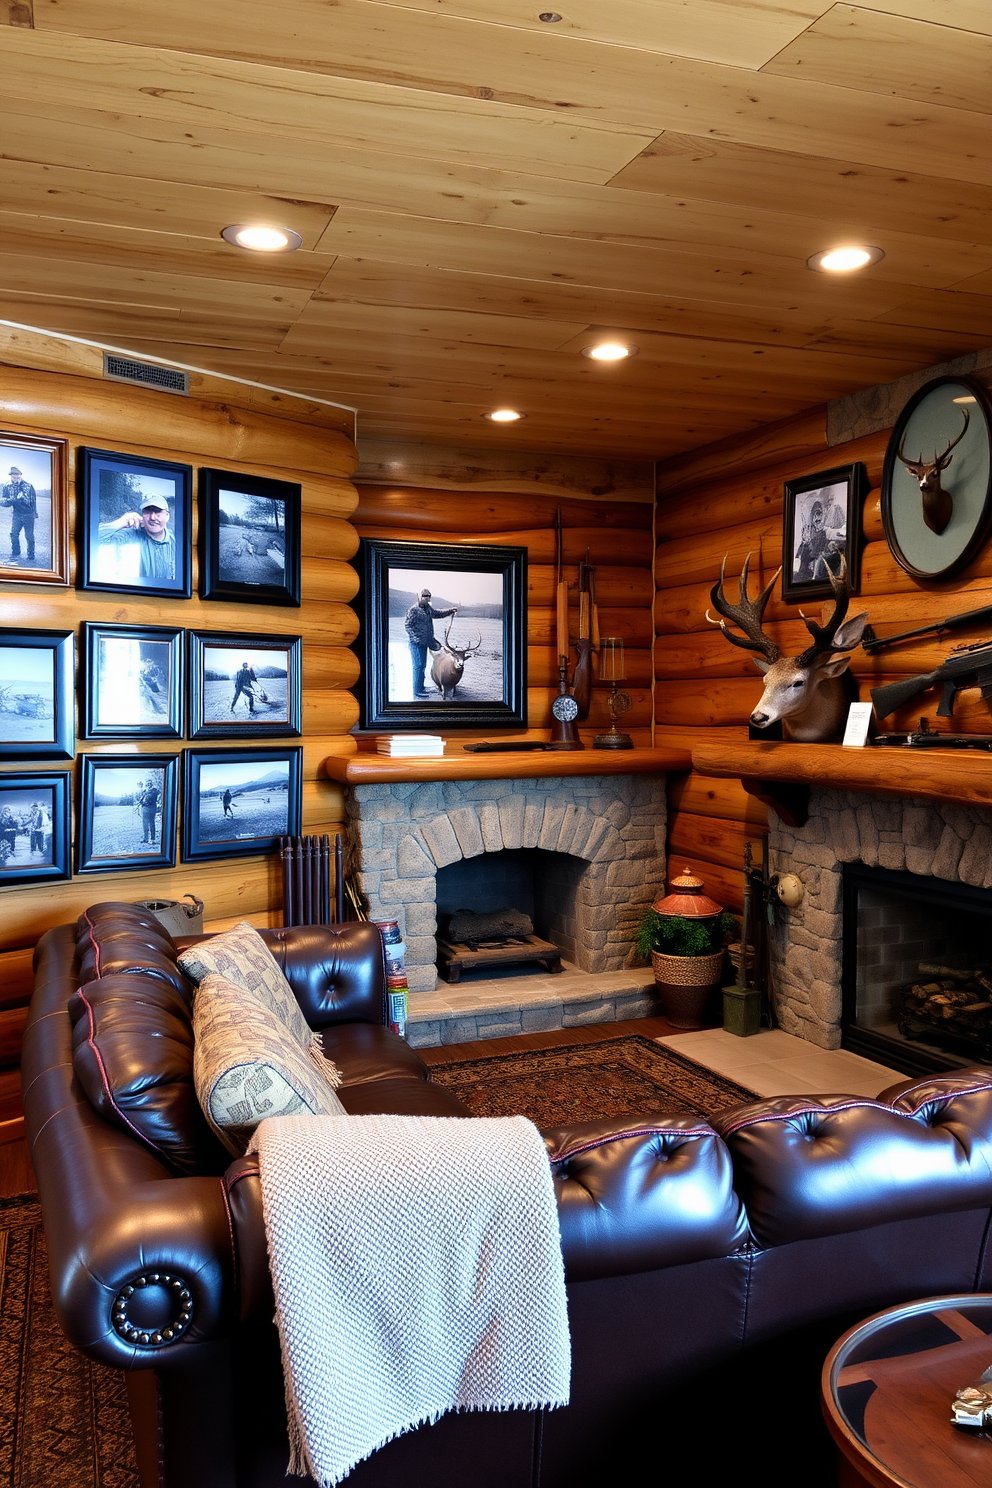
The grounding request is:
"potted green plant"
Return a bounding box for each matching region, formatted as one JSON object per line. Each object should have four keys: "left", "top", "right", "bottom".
{"left": 636, "top": 868, "right": 737, "bottom": 1029}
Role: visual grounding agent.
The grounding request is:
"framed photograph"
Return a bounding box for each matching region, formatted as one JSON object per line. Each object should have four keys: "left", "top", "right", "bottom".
{"left": 79, "top": 448, "right": 192, "bottom": 598}
{"left": 182, "top": 747, "right": 302, "bottom": 862}
{"left": 782, "top": 463, "right": 867, "bottom": 603}
{"left": 0, "top": 430, "right": 70, "bottom": 586}
{"left": 358, "top": 538, "right": 527, "bottom": 731}
{"left": 0, "top": 770, "right": 71, "bottom": 886}
{"left": 188, "top": 632, "right": 302, "bottom": 739}
{"left": 82, "top": 623, "right": 183, "bottom": 740}
{"left": 881, "top": 375, "right": 992, "bottom": 581}
{"left": 0, "top": 628, "right": 74, "bottom": 761}
{"left": 199, "top": 469, "right": 301, "bottom": 607}
{"left": 77, "top": 754, "right": 178, "bottom": 873}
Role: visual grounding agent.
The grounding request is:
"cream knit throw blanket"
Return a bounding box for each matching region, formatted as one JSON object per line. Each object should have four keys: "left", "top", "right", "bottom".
{"left": 249, "top": 1112, "right": 571, "bottom": 1486}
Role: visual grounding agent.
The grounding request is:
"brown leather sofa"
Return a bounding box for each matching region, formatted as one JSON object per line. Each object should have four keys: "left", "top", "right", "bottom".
{"left": 23, "top": 902, "right": 992, "bottom": 1488}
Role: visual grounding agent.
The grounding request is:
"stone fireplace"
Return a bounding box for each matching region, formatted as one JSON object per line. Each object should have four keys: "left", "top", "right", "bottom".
{"left": 344, "top": 773, "right": 667, "bottom": 994}
{"left": 768, "top": 789, "right": 992, "bottom": 1058}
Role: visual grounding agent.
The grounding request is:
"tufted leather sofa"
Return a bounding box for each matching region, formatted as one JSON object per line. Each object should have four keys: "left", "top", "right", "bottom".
{"left": 22, "top": 902, "right": 992, "bottom": 1488}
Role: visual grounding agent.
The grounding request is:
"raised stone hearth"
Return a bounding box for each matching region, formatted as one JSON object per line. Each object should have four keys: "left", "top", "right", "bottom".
{"left": 769, "top": 789, "right": 992, "bottom": 1049}
{"left": 345, "top": 773, "right": 667, "bottom": 1041}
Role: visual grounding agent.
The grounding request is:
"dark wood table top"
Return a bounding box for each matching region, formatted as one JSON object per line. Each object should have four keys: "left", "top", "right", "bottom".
{"left": 823, "top": 1294, "right": 992, "bottom": 1488}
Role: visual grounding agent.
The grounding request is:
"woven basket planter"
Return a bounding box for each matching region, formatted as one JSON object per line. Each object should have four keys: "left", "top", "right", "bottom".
{"left": 651, "top": 949, "right": 725, "bottom": 1030}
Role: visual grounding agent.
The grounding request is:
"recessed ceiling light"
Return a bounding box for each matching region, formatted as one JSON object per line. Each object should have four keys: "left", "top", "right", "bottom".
{"left": 221, "top": 224, "right": 303, "bottom": 253}
{"left": 807, "top": 245, "right": 884, "bottom": 273}
{"left": 485, "top": 409, "right": 524, "bottom": 422}
{"left": 581, "top": 342, "right": 639, "bottom": 362}
{"left": 539, "top": 12, "right": 563, "bottom": 21}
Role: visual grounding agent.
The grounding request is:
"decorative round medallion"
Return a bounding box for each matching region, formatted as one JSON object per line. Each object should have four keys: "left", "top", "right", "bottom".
{"left": 112, "top": 1272, "right": 194, "bottom": 1347}
{"left": 551, "top": 693, "right": 579, "bottom": 722}
{"left": 881, "top": 375, "right": 992, "bottom": 581}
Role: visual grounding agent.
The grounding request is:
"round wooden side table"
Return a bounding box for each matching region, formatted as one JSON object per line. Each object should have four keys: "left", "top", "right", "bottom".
{"left": 823, "top": 1293, "right": 992, "bottom": 1487}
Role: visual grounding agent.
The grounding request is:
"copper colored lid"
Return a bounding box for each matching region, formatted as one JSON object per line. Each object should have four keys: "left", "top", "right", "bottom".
{"left": 652, "top": 867, "right": 724, "bottom": 918}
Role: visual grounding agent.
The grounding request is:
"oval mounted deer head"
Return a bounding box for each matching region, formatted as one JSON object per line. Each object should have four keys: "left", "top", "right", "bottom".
{"left": 897, "top": 407, "right": 969, "bottom": 536}
{"left": 706, "top": 553, "right": 868, "bottom": 742}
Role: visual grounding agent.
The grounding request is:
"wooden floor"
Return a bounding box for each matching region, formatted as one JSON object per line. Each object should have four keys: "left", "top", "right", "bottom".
{"left": 0, "top": 1015, "right": 700, "bottom": 1200}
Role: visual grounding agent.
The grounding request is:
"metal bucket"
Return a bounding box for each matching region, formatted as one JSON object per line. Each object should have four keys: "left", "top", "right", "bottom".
{"left": 133, "top": 894, "right": 204, "bottom": 939}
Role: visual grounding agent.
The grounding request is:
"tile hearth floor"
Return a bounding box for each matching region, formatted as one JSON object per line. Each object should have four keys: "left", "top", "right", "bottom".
{"left": 657, "top": 1027, "right": 901, "bottom": 1099}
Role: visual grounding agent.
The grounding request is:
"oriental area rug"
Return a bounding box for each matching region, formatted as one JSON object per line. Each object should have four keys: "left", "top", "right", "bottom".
{"left": 429, "top": 1035, "right": 758, "bottom": 1127}
{"left": 0, "top": 1192, "right": 139, "bottom": 1488}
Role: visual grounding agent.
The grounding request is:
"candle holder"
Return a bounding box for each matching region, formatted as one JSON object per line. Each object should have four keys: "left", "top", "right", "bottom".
{"left": 594, "top": 638, "right": 633, "bottom": 750}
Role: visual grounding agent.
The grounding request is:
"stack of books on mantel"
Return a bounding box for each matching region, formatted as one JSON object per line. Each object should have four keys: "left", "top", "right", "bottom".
{"left": 375, "top": 734, "right": 445, "bottom": 757}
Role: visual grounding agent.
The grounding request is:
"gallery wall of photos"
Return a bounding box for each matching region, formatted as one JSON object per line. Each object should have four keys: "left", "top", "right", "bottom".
{"left": 0, "top": 354, "right": 362, "bottom": 1060}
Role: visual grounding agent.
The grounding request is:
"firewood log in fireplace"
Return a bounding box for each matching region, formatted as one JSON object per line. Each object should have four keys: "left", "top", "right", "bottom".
{"left": 899, "top": 961, "right": 992, "bottom": 1047}
{"left": 446, "top": 907, "right": 535, "bottom": 945}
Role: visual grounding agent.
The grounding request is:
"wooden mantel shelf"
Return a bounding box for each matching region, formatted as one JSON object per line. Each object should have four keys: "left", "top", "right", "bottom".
{"left": 324, "top": 745, "right": 690, "bottom": 785}
{"left": 693, "top": 740, "right": 992, "bottom": 819}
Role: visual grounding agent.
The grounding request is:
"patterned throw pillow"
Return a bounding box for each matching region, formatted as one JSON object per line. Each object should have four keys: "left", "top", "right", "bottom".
{"left": 178, "top": 921, "right": 311, "bottom": 1046}
{"left": 194, "top": 972, "right": 346, "bottom": 1155}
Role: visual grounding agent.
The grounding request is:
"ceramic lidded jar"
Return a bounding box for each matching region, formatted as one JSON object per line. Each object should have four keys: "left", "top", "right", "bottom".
{"left": 650, "top": 868, "right": 727, "bottom": 1030}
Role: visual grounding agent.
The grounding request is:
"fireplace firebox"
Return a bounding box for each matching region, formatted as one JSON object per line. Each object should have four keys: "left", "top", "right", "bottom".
{"left": 842, "top": 864, "right": 992, "bottom": 1076}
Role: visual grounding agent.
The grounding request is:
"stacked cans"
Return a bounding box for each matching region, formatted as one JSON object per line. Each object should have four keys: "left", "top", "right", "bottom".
{"left": 373, "top": 920, "right": 408, "bottom": 1038}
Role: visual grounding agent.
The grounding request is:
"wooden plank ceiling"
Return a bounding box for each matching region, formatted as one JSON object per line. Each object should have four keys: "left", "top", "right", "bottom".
{"left": 2, "top": 0, "right": 991, "bottom": 457}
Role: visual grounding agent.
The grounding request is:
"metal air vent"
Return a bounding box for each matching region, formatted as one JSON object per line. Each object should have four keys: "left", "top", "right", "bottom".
{"left": 102, "top": 354, "right": 188, "bottom": 395}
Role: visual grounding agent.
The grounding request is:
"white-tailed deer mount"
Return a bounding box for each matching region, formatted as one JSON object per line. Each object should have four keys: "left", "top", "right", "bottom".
{"left": 707, "top": 553, "right": 868, "bottom": 742}
{"left": 897, "top": 408, "right": 969, "bottom": 536}
{"left": 430, "top": 619, "right": 482, "bottom": 700}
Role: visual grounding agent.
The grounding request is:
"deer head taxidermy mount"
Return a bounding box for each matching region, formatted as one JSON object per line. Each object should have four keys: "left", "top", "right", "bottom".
{"left": 897, "top": 408, "right": 969, "bottom": 536}
{"left": 706, "top": 553, "right": 868, "bottom": 742}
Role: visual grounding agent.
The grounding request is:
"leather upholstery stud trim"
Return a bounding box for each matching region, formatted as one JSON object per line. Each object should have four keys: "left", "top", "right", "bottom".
{"left": 111, "top": 1273, "right": 194, "bottom": 1348}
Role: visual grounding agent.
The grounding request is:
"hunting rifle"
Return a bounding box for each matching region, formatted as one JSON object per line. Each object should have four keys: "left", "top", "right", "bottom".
{"left": 870, "top": 638, "right": 992, "bottom": 720}
{"left": 861, "top": 602, "right": 992, "bottom": 654}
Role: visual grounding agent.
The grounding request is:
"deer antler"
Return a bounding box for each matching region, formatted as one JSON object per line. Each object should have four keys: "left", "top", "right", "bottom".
{"left": 796, "top": 555, "right": 855, "bottom": 664}
{"left": 443, "top": 618, "right": 482, "bottom": 656}
{"left": 898, "top": 408, "right": 970, "bottom": 474}
{"left": 706, "top": 552, "right": 782, "bottom": 661}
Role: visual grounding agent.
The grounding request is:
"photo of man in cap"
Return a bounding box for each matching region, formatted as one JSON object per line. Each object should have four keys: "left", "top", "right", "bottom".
{"left": 403, "top": 587, "right": 458, "bottom": 698}
{"left": 1, "top": 463, "right": 38, "bottom": 564}
{"left": 98, "top": 491, "right": 176, "bottom": 584}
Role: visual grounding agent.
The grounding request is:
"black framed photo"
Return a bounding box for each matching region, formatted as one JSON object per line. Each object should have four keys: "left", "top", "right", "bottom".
{"left": 0, "top": 770, "right": 71, "bottom": 886}
{"left": 0, "top": 628, "right": 74, "bottom": 761}
{"left": 782, "top": 463, "right": 867, "bottom": 603}
{"left": 881, "top": 375, "right": 992, "bottom": 581}
{"left": 82, "top": 623, "right": 183, "bottom": 740}
{"left": 79, "top": 448, "right": 192, "bottom": 598}
{"left": 188, "top": 632, "right": 302, "bottom": 739}
{"left": 199, "top": 469, "right": 301, "bottom": 606}
{"left": 182, "top": 746, "right": 302, "bottom": 862}
{"left": 77, "top": 753, "right": 178, "bottom": 873}
{"left": 358, "top": 538, "right": 527, "bottom": 731}
{"left": 0, "top": 430, "right": 70, "bottom": 586}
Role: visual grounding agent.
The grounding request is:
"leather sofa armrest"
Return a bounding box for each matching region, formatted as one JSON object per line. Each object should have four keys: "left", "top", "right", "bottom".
{"left": 545, "top": 1114, "right": 749, "bottom": 1283}
{"left": 25, "top": 928, "right": 236, "bottom": 1371}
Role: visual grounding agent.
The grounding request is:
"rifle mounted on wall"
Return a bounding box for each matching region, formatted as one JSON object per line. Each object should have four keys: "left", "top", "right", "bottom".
{"left": 870, "top": 639, "right": 992, "bottom": 720}
{"left": 861, "top": 602, "right": 992, "bottom": 654}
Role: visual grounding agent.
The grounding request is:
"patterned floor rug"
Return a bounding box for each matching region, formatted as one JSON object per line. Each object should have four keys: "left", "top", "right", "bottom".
{"left": 429, "top": 1035, "right": 758, "bottom": 1126}
{"left": 0, "top": 1193, "right": 139, "bottom": 1488}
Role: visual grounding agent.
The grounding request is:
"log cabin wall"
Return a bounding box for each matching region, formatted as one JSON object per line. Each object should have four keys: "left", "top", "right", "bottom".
{"left": 654, "top": 369, "right": 992, "bottom": 913}
{"left": 0, "top": 333, "right": 361, "bottom": 1104}
{"left": 352, "top": 440, "right": 656, "bottom": 747}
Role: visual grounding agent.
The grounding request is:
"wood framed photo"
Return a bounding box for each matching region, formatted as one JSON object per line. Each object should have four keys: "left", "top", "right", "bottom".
{"left": 77, "top": 753, "right": 179, "bottom": 873}
{"left": 782, "top": 463, "right": 867, "bottom": 603}
{"left": 79, "top": 448, "right": 192, "bottom": 598}
{"left": 0, "top": 628, "right": 74, "bottom": 761}
{"left": 0, "top": 430, "right": 70, "bottom": 586}
{"left": 182, "top": 746, "right": 302, "bottom": 862}
{"left": 881, "top": 375, "right": 992, "bottom": 582}
{"left": 0, "top": 770, "right": 71, "bottom": 886}
{"left": 188, "top": 631, "right": 302, "bottom": 739}
{"left": 82, "top": 623, "right": 184, "bottom": 740}
{"left": 199, "top": 469, "right": 301, "bottom": 607}
{"left": 358, "top": 538, "right": 527, "bottom": 731}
